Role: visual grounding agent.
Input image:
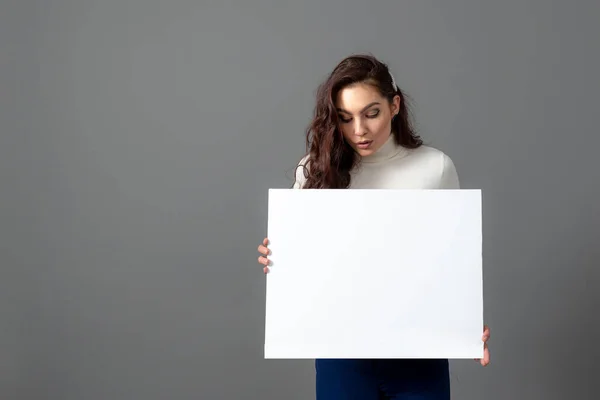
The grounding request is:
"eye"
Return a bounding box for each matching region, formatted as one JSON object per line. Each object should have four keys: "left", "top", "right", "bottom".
{"left": 366, "top": 109, "right": 380, "bottom": 118}
{"left": 338, "top": 115, "right": 352, "bottom": 123}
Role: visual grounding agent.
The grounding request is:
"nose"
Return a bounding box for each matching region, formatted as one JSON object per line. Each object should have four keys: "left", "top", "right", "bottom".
{"left": 353, "top": 118, "right": 366, "bottom": 136}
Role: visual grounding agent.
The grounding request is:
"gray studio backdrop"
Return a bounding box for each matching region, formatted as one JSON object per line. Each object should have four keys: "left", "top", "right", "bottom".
{"left": 1, "top": 1, "right": 598, "bottom": 399}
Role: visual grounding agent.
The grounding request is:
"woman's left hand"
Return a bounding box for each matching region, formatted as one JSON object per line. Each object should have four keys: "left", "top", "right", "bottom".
{"left": 475, "top": 325, "right": 490, "bottom": 366}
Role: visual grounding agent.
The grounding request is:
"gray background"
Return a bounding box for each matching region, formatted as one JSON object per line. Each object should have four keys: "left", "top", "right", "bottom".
{"left": 1, "top": 1, "right": 598, "bottom": 399}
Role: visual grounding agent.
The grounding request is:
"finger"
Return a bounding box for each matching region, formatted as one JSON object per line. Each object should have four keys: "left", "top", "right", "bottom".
{"left": 482, "top": 325, "right": 490, "bottom": 342}
{"left": 257, "top": 245, "right": 270, "bottom": 256}
{"left": 263, "top": 266, "right": 270, "bottom": 274}
{"left": 263, "top": 238, "right": 269, "bottom": 246}
{"left": 480, "top": 343, "right": 490, "bottom": 366}
{"left": 258, "top": 256, "right": 269, "bottom": 266}
{"left": 474, "top": 338, "right": 489, "bottom": 363}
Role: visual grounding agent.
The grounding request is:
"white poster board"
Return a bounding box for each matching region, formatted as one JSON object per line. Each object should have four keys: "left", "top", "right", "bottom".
{"left": 264, "top": 189, "right": 483, "bottom": 359}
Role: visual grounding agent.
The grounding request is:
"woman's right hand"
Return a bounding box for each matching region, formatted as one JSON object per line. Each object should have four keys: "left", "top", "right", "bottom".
{"left": 257, "top": 237, "right": 270, "bottom": 274}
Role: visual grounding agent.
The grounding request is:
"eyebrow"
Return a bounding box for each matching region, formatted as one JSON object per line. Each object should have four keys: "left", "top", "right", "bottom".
{"left": 337, "top": 101, "right": 381, "bottom": 115}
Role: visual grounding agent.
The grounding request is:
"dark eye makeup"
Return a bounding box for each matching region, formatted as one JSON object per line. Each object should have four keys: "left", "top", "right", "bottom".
{"left": 338, "top": 109, "right": 380, "bottom": 123}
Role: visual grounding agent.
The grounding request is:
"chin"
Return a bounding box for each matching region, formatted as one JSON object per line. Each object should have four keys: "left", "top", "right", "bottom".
{"left": 355, "top": 141, "right": 381, "bottom": 153}
{"left": 353, "top": 148, "right": 375, "bottom": 157}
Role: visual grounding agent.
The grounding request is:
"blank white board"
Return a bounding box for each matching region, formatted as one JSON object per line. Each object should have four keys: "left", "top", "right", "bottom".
{"left": 264, "top": 189, "right": 483, "bottom": 359}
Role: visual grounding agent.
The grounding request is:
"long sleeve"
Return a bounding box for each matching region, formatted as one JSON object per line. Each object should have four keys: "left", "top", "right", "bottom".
{"left": 439, "top": 153, "right": 460, "bottom": 189}
{"left": 292, "top": 155, "right": 310, "bottom": 189}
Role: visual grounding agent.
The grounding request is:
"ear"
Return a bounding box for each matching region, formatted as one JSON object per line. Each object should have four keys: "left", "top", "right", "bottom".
{"left": 391, "top": 94, "right": 401, "bottom": 117}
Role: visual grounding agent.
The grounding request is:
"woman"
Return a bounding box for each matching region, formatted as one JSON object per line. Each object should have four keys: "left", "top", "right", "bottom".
{"left": 257, "top": 54, "right": 490, "bottom": 399}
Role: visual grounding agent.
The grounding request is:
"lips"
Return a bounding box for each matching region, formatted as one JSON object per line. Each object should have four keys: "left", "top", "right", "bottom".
{"left": 356, "top": 140, "right": 373, "bottom": 149}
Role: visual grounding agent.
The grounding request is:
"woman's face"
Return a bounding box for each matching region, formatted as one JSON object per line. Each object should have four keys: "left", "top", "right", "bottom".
{"left": 335, "top": 82, "right": 400, "bottom": 157}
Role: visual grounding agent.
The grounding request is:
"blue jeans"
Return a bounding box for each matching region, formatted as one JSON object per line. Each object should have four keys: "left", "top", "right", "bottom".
{"left": 315, "top": 359, "right": 450, "bottom": 399}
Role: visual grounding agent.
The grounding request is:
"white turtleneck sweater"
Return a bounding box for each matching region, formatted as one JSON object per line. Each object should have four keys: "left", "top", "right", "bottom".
{"left": 293, "top": 134, "right": 460, "bottom": 190}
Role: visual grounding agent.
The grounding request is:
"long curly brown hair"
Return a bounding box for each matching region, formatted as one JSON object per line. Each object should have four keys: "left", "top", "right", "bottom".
{"left": 296, "top": 54, "right": 422, "bottom": 189}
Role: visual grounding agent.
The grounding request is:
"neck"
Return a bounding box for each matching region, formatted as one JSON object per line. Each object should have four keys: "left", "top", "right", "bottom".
{"left": 361, "top": 132, "right": 404, "bottom": 163}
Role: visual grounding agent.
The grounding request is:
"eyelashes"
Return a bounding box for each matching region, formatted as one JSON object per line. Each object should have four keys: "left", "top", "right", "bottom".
{"left": 338, "top": 110, "right": 380, "bottom": 123}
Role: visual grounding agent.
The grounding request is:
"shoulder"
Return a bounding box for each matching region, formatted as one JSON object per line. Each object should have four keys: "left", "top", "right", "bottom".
{"left": 407, "top": 145, "right": 460, "bottom": 189}
{"left": 292, "top": 154, "right": 310, "bottom": 189}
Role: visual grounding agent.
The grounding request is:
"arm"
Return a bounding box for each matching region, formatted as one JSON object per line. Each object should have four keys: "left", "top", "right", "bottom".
{"left": 440, "top": 153, "right": 491, "bottom": 365}
{"left": 260, "top": 155, "right": 310, "bottom": 273}
{"left": 440, "top": 153, "right": 460, "bottom": 189}
{"left": 292, "top": 155, "right": 310, "bottom": 189}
